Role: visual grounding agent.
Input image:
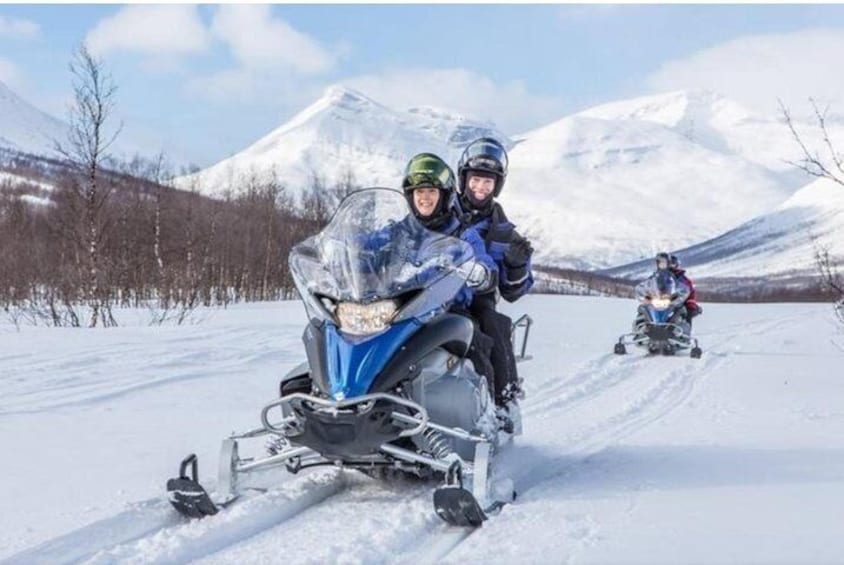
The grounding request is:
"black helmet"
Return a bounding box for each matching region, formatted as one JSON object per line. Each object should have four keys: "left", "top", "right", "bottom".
{"left": 655, "top": 252, "right": 671, "bottom": 271}
{"left": 457, "top": 137, "right": 508, "bottom": 199}
{"left": 669, "top": 254, "right": 681, "bottom": 269}
{"left": 401, "top": 153, "right": 456, "bottom": 229}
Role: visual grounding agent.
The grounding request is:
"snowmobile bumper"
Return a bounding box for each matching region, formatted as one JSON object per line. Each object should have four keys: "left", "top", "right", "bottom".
{"left": 261, "top": 392, "right": 430, "bottom": 459}
{"left": 616, "top": 321, "right": 702, "bottom": 357}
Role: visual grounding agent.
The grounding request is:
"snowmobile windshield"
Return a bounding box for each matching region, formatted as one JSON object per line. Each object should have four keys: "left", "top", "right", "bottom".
{"left": 635, "top": 271, "right": 677, "bottom": 302}
{"left": 289, "top": 188, "right": 475, "bottom": 304}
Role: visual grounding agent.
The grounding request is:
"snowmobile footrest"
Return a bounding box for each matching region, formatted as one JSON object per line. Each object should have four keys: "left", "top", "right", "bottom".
{"left": 434, "top": 486, "right": 487, "bottom": 527}
{"left": 166, "top": 453, "right": 219, "bottom": 518}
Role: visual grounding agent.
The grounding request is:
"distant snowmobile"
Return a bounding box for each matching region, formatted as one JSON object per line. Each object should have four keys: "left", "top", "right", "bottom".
{"left": 614, "top": 270, "right": 702, "bottom": 358}
{"left": 167, "top": 188, "right": 531, "bottom": 528}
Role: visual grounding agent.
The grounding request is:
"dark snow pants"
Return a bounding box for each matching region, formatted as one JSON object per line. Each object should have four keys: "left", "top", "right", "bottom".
{"left": 450, "top": 304, "right": 496, "bottom": 396}
{"left": 469, "top": 292, "right": 520, "bottom": 406}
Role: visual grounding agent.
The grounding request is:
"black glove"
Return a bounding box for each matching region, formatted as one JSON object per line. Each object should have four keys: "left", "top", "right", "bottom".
{"left": 504, "top": 236, "right": 533, "bottom": 268}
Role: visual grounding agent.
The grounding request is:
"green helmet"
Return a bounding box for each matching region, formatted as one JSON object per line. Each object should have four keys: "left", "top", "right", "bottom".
{"left": 401, "top": 153, "right": 457, "bottom": 228}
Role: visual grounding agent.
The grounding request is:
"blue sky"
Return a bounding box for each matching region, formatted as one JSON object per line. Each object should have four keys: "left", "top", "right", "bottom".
{"left": 1, "top": 4, "right": 843, "bottom": 168}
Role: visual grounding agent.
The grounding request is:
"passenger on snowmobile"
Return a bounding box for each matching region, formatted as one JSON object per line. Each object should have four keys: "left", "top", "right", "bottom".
{"left": 669, "top": 254, "right": 702, "bottom": 325}
{"left": 454, "top": 137, "right": 533, "bottom": 408}
{"left": 400, "top": 153, "right": 498, "bottom": 306}
{"left": 614, "top": 252, "right": 702, "bottom": 358}
{"left": 399, "top": 152, "right": 499, "bottom": 389}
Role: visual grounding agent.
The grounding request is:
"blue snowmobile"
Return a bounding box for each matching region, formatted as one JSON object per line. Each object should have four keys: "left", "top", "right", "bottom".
{"left": 167, "top": 188, "right": 528, "bottom": 527}
{"left": 614, "top": 269, "right": 702, "bottom": 358}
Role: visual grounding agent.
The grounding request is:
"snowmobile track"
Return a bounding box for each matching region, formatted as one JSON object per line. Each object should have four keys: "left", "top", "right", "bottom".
{"left": 3, "top": 470, "right": 347, "bottom": 565}
{"left": 5, "top": 305, "right": 740, "bottom": 565}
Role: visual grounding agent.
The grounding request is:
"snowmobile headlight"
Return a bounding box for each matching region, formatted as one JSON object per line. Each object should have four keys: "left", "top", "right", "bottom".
{"left": 651, "top": 296, "right": 671, "bottom": 310}
{"left": 336, "top": 300, "right": 398, "bottom": 335}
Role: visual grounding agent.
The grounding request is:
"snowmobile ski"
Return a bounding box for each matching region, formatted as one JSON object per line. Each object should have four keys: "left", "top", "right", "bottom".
{"left": 166, "top": 454, "right": 219, "bottom": 518}
{"left": 433, "top": 486, "right": 510, "bottom": 527}
{"left": 434, "top": 486, "right": 487, "bottom": 527}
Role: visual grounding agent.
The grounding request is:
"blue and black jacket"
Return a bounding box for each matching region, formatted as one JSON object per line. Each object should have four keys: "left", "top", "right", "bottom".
{"left": 364, "top": 214, "right": 498, "bottom": 310}
{"left": 436, "top": 215, "right": 499, "bottom": 308}
{"left": 455, "top": 198, "right": 534, "bottom": 303}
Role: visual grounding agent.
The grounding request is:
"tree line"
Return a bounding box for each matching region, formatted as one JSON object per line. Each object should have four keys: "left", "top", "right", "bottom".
{"left": 0, "top": 153, "right": 357, "bottom": 327}
{"left": 0, "top": 46, "right": 357, "bottom": 327}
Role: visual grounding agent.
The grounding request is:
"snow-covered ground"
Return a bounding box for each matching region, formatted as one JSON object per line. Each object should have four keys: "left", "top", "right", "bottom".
{"left": 2, "top": 296, "right": 844, "bottom": 564}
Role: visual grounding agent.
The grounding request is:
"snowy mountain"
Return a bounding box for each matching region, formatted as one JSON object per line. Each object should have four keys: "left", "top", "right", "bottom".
{"left": 502, "top": 110, "right": 794, "bottom": 269}
{"left": 176, "top": 86, "right": 510, "bottom": 197}
{"left": 180, "top": 87, "right": 826, "bottom": 270}
{"left": 603, "top": 177, "right": 844, "bottom": 281}
{"left": 578, "top": 89, "right": 843, "bottom": 183}
{"left": 0, "top": 79, "right": 66, "bottom": 157}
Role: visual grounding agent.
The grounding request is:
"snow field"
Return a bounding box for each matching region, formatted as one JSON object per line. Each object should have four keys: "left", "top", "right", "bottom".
{"left": 2, "top": 296, "right": 844, "bottom": 564}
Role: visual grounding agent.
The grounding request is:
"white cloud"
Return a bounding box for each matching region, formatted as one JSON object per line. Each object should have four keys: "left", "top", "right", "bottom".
{"left": 343, "top": 68, "right": 567, "bottom": 134}
{"left": 0, "top": 14, "right": 40, "bottom": 39}
{"left": 647, "top": 28, "right": 844, "bottom": 115}
{"left": 185, "top": 6, "right": 338, "bottom": 105}
{"left": 86, "top": 5, "right": 210, "bottom": 57}
{"left": 211, "top": 5, "right": 336, "bottom": 74}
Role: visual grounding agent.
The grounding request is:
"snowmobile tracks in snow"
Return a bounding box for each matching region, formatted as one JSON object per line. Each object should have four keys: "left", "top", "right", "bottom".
{"left": 6, "top": 327, "right": 732, "bottom": 564}
{"left": 3, "top": 470, "right": 347, "bottom": 565}
{"left": 397, "top": 351, "right": 727, "bottom": 564}
{"left": 0, "top": 328, "right": 299, "bottom": 416}
{"left": 204, "top": 347, "right": 724, "bottom": 564}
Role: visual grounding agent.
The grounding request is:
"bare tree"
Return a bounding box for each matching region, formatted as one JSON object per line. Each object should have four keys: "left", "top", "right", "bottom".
{"left": 780, "top": 97, "right": 844, "bottom": 187}
{"left": 814, "top": 241, "right": 844, "bottom": 325}
{"left": 784, "top": 100, "right": 844, "bottom": 328}
{"left": 55, "top": 44, "right": 122, "bottom": 327}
